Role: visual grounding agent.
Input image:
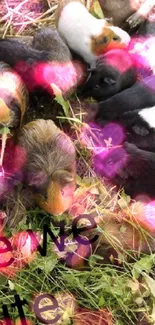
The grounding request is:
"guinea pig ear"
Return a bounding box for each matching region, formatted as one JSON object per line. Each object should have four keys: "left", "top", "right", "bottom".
{"left": 104, "top": 77, "right": 116, "bottom": 85}
{"left": 52, "top": 170, "right": 75, "bottom": 186}
{"left": 27, "top": 171, "right": 48, "bottom": 187}
{"left": 105, "top": 17, "right": 114, "bottom": 24}
{"left": 87, "top": 61, "right": 97, "bottom": 73}
{"left": 85, "top": 72, "right": 93, "bottom": 84}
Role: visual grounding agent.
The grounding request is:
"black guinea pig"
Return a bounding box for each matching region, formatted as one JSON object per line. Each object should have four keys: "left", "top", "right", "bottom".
{"left": 87, "top": 75, "right": 155, "bottom": 129}
{"left": 111, "top": 142, "right": 155, "bottom": 199}
{"left": 80, "top": 48, "right": 137, "bottom": 101}
{"left": 93, "top": 141, "right": 155, "bottom": 199}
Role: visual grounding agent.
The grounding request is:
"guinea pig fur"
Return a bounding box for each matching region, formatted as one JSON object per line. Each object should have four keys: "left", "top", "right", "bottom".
{"left": 98, "top": 0, "right": 155, "bottom": 30}
{"left": 5, "top": 28, "right": 72, "bottom": 62}
{"left": 136, "top": 19, "right": 155, "bottom": 37}
{"left": 55, "top": 0, "right": 131, "bottom": 65}
{"left": 0, "top": 37, "right": 79, "bottom": 95}
{"left": 93, "top": 141, "right": 155, "bottom": 199}
{"left": 16, "top": 119, "right": 76, "bottom": 216}
{"left": 0, "top": 61, "right": 28, "bottom": 128}
{"left": 94, "top": 212, "right": 155, "bottom": 260}
{"left": 112, "top": 142, "right": 155, "bottom": 199}
{"left": 32, "top": 27, "right": 72, "bottom": 62}
{"left": 80, "top": 48, "right": 137, "bottom": 101}
{"left": 89, "top": 75, "right": 155, "bottom": 126}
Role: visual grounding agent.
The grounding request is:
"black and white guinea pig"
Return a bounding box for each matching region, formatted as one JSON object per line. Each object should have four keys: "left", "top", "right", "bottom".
{"left": 80, "top": 48, "right": 137, "bottom": 101}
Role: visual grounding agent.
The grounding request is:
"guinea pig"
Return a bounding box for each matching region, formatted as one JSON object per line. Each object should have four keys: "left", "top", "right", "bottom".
{"left": 93, "top": 211, "right": 155, "bottom": 262}
{"left": 92, "top": 140, "right": 155, "bottom": 199}
{"left": 31, "top": 27, "right": 72, "bottom": 62}
{"left": 16, "top": 119, "right": 76, "bottom": 216}
{"left": 55, "top": 0, "right": 131, "bottom": 66}
{"left": 136, "top": 18, "right": 155, "bottom": 36}
{"left": 98, "top": 0, "right": 155, "bottom": 30}
{"left": 87, "top": 75, "right": 155, "bottom": 127}
{"left": 0, "top": 61, "right": 28, "bottom": 128}
{"left": 112, "top": 142, "right": 155, "bottom": 199}
{"left": 0, "top": 35, "right": 80, "bottom": 96}
{"left": 80, "top": 48, "right": 137, "bottom": 101}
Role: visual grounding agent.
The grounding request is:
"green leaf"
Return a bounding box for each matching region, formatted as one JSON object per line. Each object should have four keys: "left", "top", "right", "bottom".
{"left": 132, "top": 255, "right": 155, "bottom": 279}
{"left": 150, "top": 298, "right": 155, "bottom": 321}
{"left": 90, "top": 0, "right": 104, "bottom": 19}
{"left": 8, "top": 280, "right": 15, "bottom": 291}
{"left": 52, "top": 83, "right": 70, "bottom": 117}
{"left": 98, "top": 295, "right": 105, "bottom": 307}
{"left": 144, "top": 273, "right": 155, "bottom": 298}
{"left": 0, "top": 126, "right": 10, "bottom": 135}
{"left": 120, "top": 226, "right": 127, "bottom": 233}
{"left": 118, "top": 190, "right": 131, "bottom": 209}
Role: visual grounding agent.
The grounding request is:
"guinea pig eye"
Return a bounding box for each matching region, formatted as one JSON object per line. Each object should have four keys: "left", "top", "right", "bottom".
{"left": 61, "top": 189, "right": 65, "bottom": 195}
{"left": 113, "top": 36, "right": 119, "bottom": 41}
{"left": 44, "top": 193, "right": 48, "bottom": 201}
{"left": 94, "top": 84, "right": 99, "bottom": 90}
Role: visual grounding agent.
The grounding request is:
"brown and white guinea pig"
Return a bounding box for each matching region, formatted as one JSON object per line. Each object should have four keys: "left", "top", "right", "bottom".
{"left": 98, "top": 0, "right": 155, "bottom": 30}
{"left": 93, "top": 211, "right": 155, "bottom": 264}
{"left": 81, "top": 209, "right": 155, "bottom": 265}
{"left": 0, "top": 61, "right": 28, "bottom": 128}
{"left": 80, "top": 48, "right": 137, "bottom": 101}
{"left": 16, "top": 119, "right": 76, "bottom": 216}
{"left": 55, "top": 0, "right": 131, "bottom": 66}
{"left": 0, "top": 29, "right": 84, "bottom": 96}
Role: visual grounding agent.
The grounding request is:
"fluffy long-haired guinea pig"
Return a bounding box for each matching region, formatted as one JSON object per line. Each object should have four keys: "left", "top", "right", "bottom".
{"left": 0, "top": 29, "right": 81, "bottom": 95}
{"left": 16, "top": 119, "right": 76, "bottom": 216}
{"left": 0, "top": 61, "right": 28, "bottom": 128}
{"left": 91, "top": 211, "right": 155, "bottom": 264}
{"left": 80, "top": 48, "right": 137, "bottom": 101}
{"left": 98, "top": 0, "right": 155, "bottom": 30}
{"left": 55, "top": 0, "right": 131, "bottom": 65}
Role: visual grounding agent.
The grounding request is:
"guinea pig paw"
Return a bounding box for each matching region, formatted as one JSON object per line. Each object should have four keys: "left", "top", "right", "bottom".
{"left": 124, "top": 142, "right": 139, "bottom": 154}
{"left": 85, "top": 103, "right": 99, "bottom": 122}
{"left": 126, "top": 12, "right": 145, "bottom": 29}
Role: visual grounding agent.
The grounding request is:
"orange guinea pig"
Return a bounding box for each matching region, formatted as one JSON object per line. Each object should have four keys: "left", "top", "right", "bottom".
{"left": 16, "top": 119, "right": 76, "bottom": 215}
